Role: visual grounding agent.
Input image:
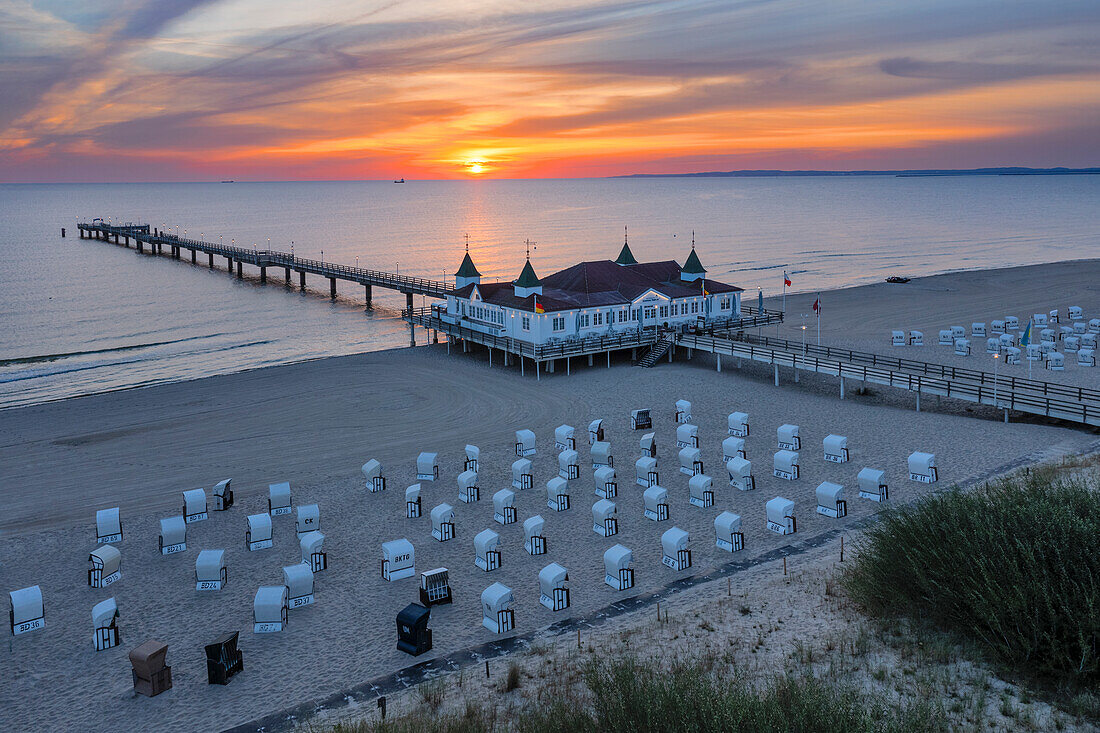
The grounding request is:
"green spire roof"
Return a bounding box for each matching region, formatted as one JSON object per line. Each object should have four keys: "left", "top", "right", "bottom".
{"left": 455, "top": 251, "right": 481, "bottom": 278}
{"left": 515, "top": 258, "right": 541, "bottom": 288}
{"left": 615, "top": 241, "right": 638, "bottom": 265}
{"left": 682, "top": 247, "right": 706, "bottom": 275}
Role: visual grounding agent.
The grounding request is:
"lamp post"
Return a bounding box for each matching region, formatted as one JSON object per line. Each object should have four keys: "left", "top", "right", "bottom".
{"left": 992, "top": 352, "right": 1000, "bottom": 407}
{"left": 801, "top": 324, "right": 807, "bottom": 355}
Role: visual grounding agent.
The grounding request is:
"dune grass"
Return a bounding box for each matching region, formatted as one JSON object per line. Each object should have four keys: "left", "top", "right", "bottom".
{"left": 843, "top": 470, "right": 1100, "bottom": 688}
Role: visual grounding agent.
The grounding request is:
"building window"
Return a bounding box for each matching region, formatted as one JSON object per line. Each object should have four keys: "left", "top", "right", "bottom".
{"left": 553, "top": 316, "right": 565, "bottom": 331}
{"left": 691, "top": 301, "right": 699, "bottom": 314}
{"left": 659, "top": 305, "right": 669, "bottom": 318}
{"left": 522, "top": 315, "right": 530, "bottom": 331}
{"left": 671, "top": 303, "right": 678, "bottom": 316}
{"left": 580, "top": 314, "right": 590, "bottom": 328}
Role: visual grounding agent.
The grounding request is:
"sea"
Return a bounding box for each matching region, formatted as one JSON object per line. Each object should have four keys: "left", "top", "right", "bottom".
{"left": 1, "top": 176, "right": 1097, "bottom": 409}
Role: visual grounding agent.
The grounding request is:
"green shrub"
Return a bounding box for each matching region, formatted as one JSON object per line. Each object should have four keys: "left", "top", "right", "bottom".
{"left": 844, "top": 473, "right": 1100, "bottom": 686}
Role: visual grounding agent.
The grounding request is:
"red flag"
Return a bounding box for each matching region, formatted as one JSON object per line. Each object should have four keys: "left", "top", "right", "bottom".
{"left": 812, "top": 297, "right": 820, "bottom": 313}
{"left": 783, "top": 272, "right": 791, "bottom": 287}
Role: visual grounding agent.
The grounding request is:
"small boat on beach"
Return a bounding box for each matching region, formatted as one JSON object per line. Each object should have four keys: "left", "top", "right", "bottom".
{"left": 394, "top": 178, "right": 406, "bottom": 183}
{"left": 885, "top": 276, "right": 910, "bottom": 284}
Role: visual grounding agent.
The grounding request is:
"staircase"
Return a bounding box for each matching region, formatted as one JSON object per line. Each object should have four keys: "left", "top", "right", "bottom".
{"left": 635, "top": 332, "right": 676, "bottom": 367}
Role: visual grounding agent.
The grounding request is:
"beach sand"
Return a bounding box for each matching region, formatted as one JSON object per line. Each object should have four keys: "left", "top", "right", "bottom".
{"left": 0, "top": 260, "right": 1097, "bottom": 732}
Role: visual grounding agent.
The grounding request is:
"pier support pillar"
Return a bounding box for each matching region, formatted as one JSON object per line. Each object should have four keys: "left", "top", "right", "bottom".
{"left": 137, "top": 241, "right": 144, "bottom": 253}
{"left": 227, "top": 257, "right": 232, "bottom": 271}
{"left": 191, "top": 249, "right": 196, "bottom": 264}
{"left": 521, "top": 357, "right": 525, "bottom": 376}
{"left": 566, "top": 357, "right": 570, "bottom": 375}
{"left": 299, "top": 271, "right": 306, "bottom": 291}
{"left": 330, "top": 278, "right": 337, "bottom": 299}
{"left": 668, "top": 345, "right": 673, "bottom": 363}
{"left": 717, "top": 354, "right": 721, "bottom": 372}
{"left": 208, "top": 253, "right": 214, "bottom": 268}
{"left": 774, "top": 364, "right": 780, "bottom": 386}
{"left": 405, "top": 292, "right": 413, "bottom": 312}
{"left": 548, "top": 360, "right": 555, "bottom": 374}
{"left": 840, "top": 378, "right": 844, "bottom": 399}
{"left": 794, "top": 364, "right": 799, "bottom": 383}
{"left": 260, "top": 267, "right": 267, "bottom": 284}
{"left": 236, "top": 261, "right": 242, "bottom": 278}
{"left": 432, "top": 330, "right": 438, "bottom": 344}
{"left": 536, "top": 361, "right": 541, "bottom": 381}
{"left": 916, "top": 392, "right": 920, "bottom": 412}
{"left": 364, "top": 284, "right": 372, "bottom": 308}
{"left": 285, "top": 267, "right": 291, "bottom": 284}
{"left": 607, "top": 351, "right": 611, "bottom": 368}
{"left": 409, "top": 322, "right": 416, "bottom": 347}
{"left": 588, "top": 354, "right": 593, "bottom": 367}
{"left": 631, "top": 348, "right": 637, "bottom": 360}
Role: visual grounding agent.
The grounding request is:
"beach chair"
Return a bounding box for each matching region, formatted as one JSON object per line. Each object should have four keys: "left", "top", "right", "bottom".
{"left": 954, "top": 338, "right": 970, "bottom": 356}
{"left": 591, "top": 441, "right": 613, "bottom": 469}
{"left": 592, "top": 498, "right": 618, "bottom": 536}
{"left": 679, "top": 446, "right": 703, "bottom": 476}
{"left": 675, "top": 423, "right": 699, "bottom": 448}
{"left": 406, "top": 484, "right": 422, "bottom": 518}
{"left": 524, "top": 515, "right": 547, "bottom": 555}
{"left": 1069, "top": 306, "right": 1084, "bottom": 320}
{"left": 539, "top": 564, "right": 570, "bottom": 611}
{"left": 1005, "top": 316, "right": 1019, "bottom": 330}
{"left": 594, "top": 466, "right": 618, "bottom": 498}
{"left": 284, "top": 564, "right": 315, "bottom": 608}
{"left": 714, "top": 511, "right": 744, "bottom": 552}
{"left": 971, "top": 322, "right": 986, "bottom": 338}
{"left": 515, "top": 429, "right": 537, "bottom": 457}
{"left": 823, "top": 434, "right": 849, "bottom": 463}
{"left": 643, "top": 485, "right": 669, "bottom": 521}
{"left": 639, "top": 432, "right": 657, "bottom": 458}
{"left": 195, "top": 549, "right": 227, "bottom": 590}
{"left": 431, "top": 503, "right": 455, "bottom": 542}
{"left": 1026, "top": 343, "right": 1042, "bottom": 361}
{"left": 777, "top": 424, "right": 801, "bottom": 450}
{"left": 457, "top": 469, "right": 480, "bottom": 504}
{"left": 604, "top": 545, "right": 635, "bottom": 590}
{"left": 636, "top": 456, "right": 658, "bottom": 487}
{"left": 1090, "top": 319, "right": 1100, "bottom": 334}
{"left": 1046, "top": 351, "right": 1065, "bottom": 371}
{"left": 1060, "top": 325, "right": 1074, "bottom": 341}
{"left": 815, "top": 481, "right": 847, "bottom": 518}
{"left": 554, "top": 424, "right": 576, "bottom": 451}
{"left": 631, "top": 409, "right": 652, "bottom": 430}
{"left": 773, "top": 450, "right": 799, "bottom": 480}
{"left": 88, "top": 544, "right": 122, "bottom": 588}
{"left": 396, "top": 603, "right": 432, "bottom": 657}
{"left": 1065, "top": 336, "right": 1080, "bottom": 353}
{"left": 891, "top": 330, "right": 905, "bottom": 346}
{"left": 546, "top": 476, "right": 571, "bottom": 512}
{"left": 986, "top": 337, "right": 1001, "bottom": 354}
{"left": 381, "top": 538, "right": 416, "bottom": 581}
{"left": 464, "top": 445, "right": 479, "bottom": 473}
{"left": 727, "top": 456, "right": 755, "bottom": 491}
{"left": 558, "top": 449, "right": 580, "bottom": 480}
{"left": 481, "top": 583, "right": 516, "bottom": 633}
{"left": 296, "top": 504, "right": 320, "bottom": 537}
{"left": 246, "top": 513, "right": 273, "bottom": 550}
{"left": 588, "top": 419, "right": 605, "bottom": 445}
{"left": 362, "top": 459, "right": 385, "bottom": 492}
{"left": 728, "top": 411, "right": 749, "bottom": 437}
{"left": 857, "top": 468, "right": 889, "bottom": 502}
{"left": 909, "top": 330, "right": 923, "bottom": 346}
{"left": 1078, "top": 348, "right": 1096, "bottom": 367}
{"left": 130, "top": 640, "right": 172, "bottom": 696}
{"left": 688, "top": 473, "right": 714, "bottom": 508}
{"left": 999, "top": 333, "right": 1016, "bottom": 349}
{"left": 205, "top": 631, "right": 244, "bottom": 685}
{"left": 675, "top": 399, "right": 692, "bottom": 423}
{"left": 661, "top": 527, "right": 691, "bottom": 571}
{"left": 1074, "top": 321, "right": 1088, "bottom": 335}
{"left": 1040, "top": 327, "right": 1056, "bottom": 344}
{"left": 950, "top": 325, "right": 965, "bottom": 340}
{"left": 1004, "top": 346, "right": 1021, "bottom": 365}
{"left": 512, "top": 458, "right": 533, "bottom": 490}
{"left": 9, "top": 586, "right": 45, "bottom": 636}
{"left": 253, "top": 586, "right": 288, "bottom": 633}
{"left": 722, "top": 436, "right": 746, "bottom": 463}
{"left": 96, "top": 507, "right": 123, "bottom": 544}
{"left": 212, "top": 479, "right": 233, "bottom": 511}
{"left": 1049, "top": 309, "right": 1059, "bottom": 324}
{"left": 938, "top": 329, "right": 953, "bottom": 346}
{"left": 419, "top": 568, "right": 452, "bottom": 606}
{"left": 268, "top": 482, "right": 292, "bottom": 516}
{"left": 158, "top": 516, "right": 187, "bottom": 555}
{"left": 1082, "top": 333, "right": 1097, "bottom": 350}
{"left": 1040, "top": 341, "right": 1055, "bottom": 356}
{"left": 1032, "top": 313, "right": 1047, "bottom": 327}
{"left": 182, "top": 489, "right": 207, "bottom": 523}
{"left": 991, "top": 320, "right": 1005, "bottom": 335}
{"left": 907, "top": 452, "right": 937, "bottom": 483}
{"left": 92, "top": 598, "right": 120, "bottom": 651}
{"left": 765, "top": 497, "right": 796, "bottom": 535}
{"left": 416, "top": 452, "right": 439, "bottom": 481}
{"left": 473, "top": 529, "right": 502, "bottom": 571}
{"left": 300, "top": 531, "right": 327, "bottom": 572}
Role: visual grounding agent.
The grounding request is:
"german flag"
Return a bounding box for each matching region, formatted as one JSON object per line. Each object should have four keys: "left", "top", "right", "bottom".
{"left": 534, "top": 295, "right": 545, "bottom": 314}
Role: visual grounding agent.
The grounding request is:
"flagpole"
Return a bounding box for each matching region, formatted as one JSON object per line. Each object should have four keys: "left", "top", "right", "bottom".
{"left": 816, "top": 292, "right": 821, "bottom": 345}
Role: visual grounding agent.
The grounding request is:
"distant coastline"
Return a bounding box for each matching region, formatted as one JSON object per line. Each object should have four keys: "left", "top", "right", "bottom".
{"left": 615, "top": 166, "right": 1100, "bottom": 179}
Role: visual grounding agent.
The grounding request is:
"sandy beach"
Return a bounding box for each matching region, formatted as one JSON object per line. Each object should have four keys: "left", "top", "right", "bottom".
{"left": 0, "top": 260, "right": 1097, "bottom": 732}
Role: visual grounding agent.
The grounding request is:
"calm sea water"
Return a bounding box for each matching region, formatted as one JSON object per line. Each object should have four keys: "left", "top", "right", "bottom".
{"left": 1, "top": 177, "right": 1097, "bottom": 408}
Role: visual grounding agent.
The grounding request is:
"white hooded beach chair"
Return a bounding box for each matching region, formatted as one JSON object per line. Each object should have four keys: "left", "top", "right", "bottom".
{"left": 253, "top": 586, "right": 287, "bottom": 633}
{"left": 661, "top": 527, "right": 691, "bottom": 571}
{"left": 773, "top": 450, "right": 799, "bottom": 480}
{"left": 524, "top": 515, "right": 546, "bottom": 555}
{"left": 636, "top": 456, "right": 658, "bottom": 487}
{"left": 1069, "top": 306, "right": 1084, "bottom": 320}
{"left": 675, "top": 399, "right": 692, "bottom": 423}
{"left": 592, "top": 499, "right": 618, "bottom": 536}
{"left": 1046, "top": 351, "right": 1065, "bottom": 371}
{"left": 1078, "top": 348, "right": 1096, "bottom": 367}
{"left": 406, "top": 484, "right": 422, "bottom": 518}
{"left": 89, "top": 544, "right": 121, "bottom": 588}
{"left": 1065, "top": 336, "right": 1080, "bottom": 353}
{"left": 777, "top": 424, "right": 800, "bottom": 450}
{"left": 728, "top": 411, "right": 749, "bottom": 437}
{"left": 92, "top": 597, "right": 120, "bottom": 651}
{"left": 676, "top": 423, "right": 699, "bottom": 449}
{"left": 1074, "top": 321, "right": 1088, "bottom": 335}
{"left": 938, "top": 329, "right": 953, "bottom": 346}
{"left": 1000, "top": 333, "right": 1016, "bottom": 349}
{"left": 908, "top": 330, "right": 923, "bottom": 346}
{"left": 213, "top": 479, "right": 233, "bottom": 511}
{"left": 631, "top": 409, "right": 652, "bottom": 430}
{"left": 419, "top": 568, "right": 452, "bottom": 606}
{"left": 1026, "top": 343, "right": 1042, "bottom": 361}
{"left": 588, "top": 419, "right": 605, "bottom": 445}
{"left": 765, "top": 497, "right": 796, "bottom": 535}
{"left": 515, "top": 429, "right": 537, "bottom": 457}
{"left": 512, "top": 458, "right": 533, "bottom": 490}
{"left": 991, "top": 320, "right": 1005, "bottom": 335}
{"left": 296, "top": 504, "right": 320, "bottom": 536}
{"left": 362, "top": 459, "right": 385, "bottom": 492}
{"left": 604, "top": 545, "right": 634, "bottom": 590}
{"left": 195, "top": 549, "right": 227, "bottom": 590}
{"left": 464, "top": 445, "right": 480, "bottom": 473}
{"left": 679, "top": 446, "right": 703, "bottom": 476}
{"left": 246, "top": 513, "right": 273, "bottom": 551}
{"left": 300, "top": 530, "right": 327, "bottom": 572}
{"left": 481, "top": 582, "right": 515, "bottom": 632}
{"left": 474, "top": 529, "right": 502, "bottom": 571}
{"left": 722, "top": 436, "right": 746, "bottom": 463}
{"left": 493, "top": 489, "right": 517, "bottom": 525}
{"left": 643, "top": 485, "right": 669, "bottom": 522}
{"left": 857, "top": 468, "right": 888, "bottom": 502}
{"left": 591, "top": 441, "right": 613, "bottom": 469}
{"left": 727, "top": 456, "right": 754, "bottom": 491}
{"left": 891, "top": 330, "right": 904, "bottom": 346}
{"left": 950, "top": 325, "right": 965, "bottom": 340}
{"left": 182, "top": 489, "right": 207, "bottom": 523}
{"left": 1033, "top": 313, "right": 1047, "bottom": 327}
{"left": 1005, "top": 315, "right": 1019, "bottom": 330}
{"left": 594, "top": 466, "right": 618, "bottom": 498}
{"left": 457, "top": 469, "right": 480, "bottom": 504}
{"left": 158, "top": 516, "right": 187, "bottom": 555}
{"left": 1060, "top": 325, "right": 1074, "bottom": 341}
{"left": 954, "top": 338, "right": 970, "bottom": 356}
{"left": 381, "top": 538, "right": 416, "bottom": 581}
{"left": 1004, "top": 346, "right": 1021, "bottom": 365}
{"left": 96, "top": 507, "right": 123, "bottom": 544}
{"left": 1039, "top": 341, "right": 1054, "bottom": 357}
{"left": 1090, "top": 319, "right": 1100, "bottom": 334}
{"left": 539, "top": 563, "right": 570, "bottom": 611}
{"left": 268, "top": 482, "right": 292, "bottom": 516}
{"left": 416, "top": 452, "right": 439, "bottom": 481}
{"left": 554, "top": 425, "right": 576, "bottom": 451}
{"left": 688, "top": 473, "right": 714, "bottom": 508}
{"left": 823, "top": 434, "right": 849, "bottom": 463}
{"left": 639, "top": 432, "right": 657, "bottom": 458}
{"left": 546, "top": 476, "right": 570, "bottom": 511}
{"left": 1040, "top": 328, "right": 1055, "bottom": 344}
{"left": 972, "top": 322, "right": 986, "bottom": 338}
{"left": 1083, "top": 333, "right": 1098, "bottom": 350}
{"left": 284, "top": 564, "right": 315, "bottom": 608}
{"left": 907, "top": 452, "right": 937, "bottom": 483}
{"left": 815, "top": 481, "right": 847, "bottom": 518}
{"left": 431, "top": 503, "right": 455, "bottom": 541}
{"left": 714, "top": 511, "right": 744, "bottom": 552}
{"left": 558, "top": 449, "right": 580, "bottom": 480}
{"left": 10, "top": 586, "right": 45, "bottom": 636}
{"left": 986, "top": 337, "right": 1001, "bottom": 355}
{"left": 1049, "top": 309, "right": 1059, "bottom": 324}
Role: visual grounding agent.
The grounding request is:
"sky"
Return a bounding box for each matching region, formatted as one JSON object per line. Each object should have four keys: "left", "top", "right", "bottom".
{"left": 1, "top": 0, "right": 1099, "bottom": 181}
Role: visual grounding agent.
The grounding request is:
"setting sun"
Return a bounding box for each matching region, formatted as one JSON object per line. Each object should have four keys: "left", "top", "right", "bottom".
{"left": 465, "top": 161, "right": 487, "bottom": 175}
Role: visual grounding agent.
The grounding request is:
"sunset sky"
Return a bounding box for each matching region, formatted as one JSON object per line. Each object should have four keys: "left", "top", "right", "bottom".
{"left": 2, "top": 0, "right": 1099, "bottom": 181}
